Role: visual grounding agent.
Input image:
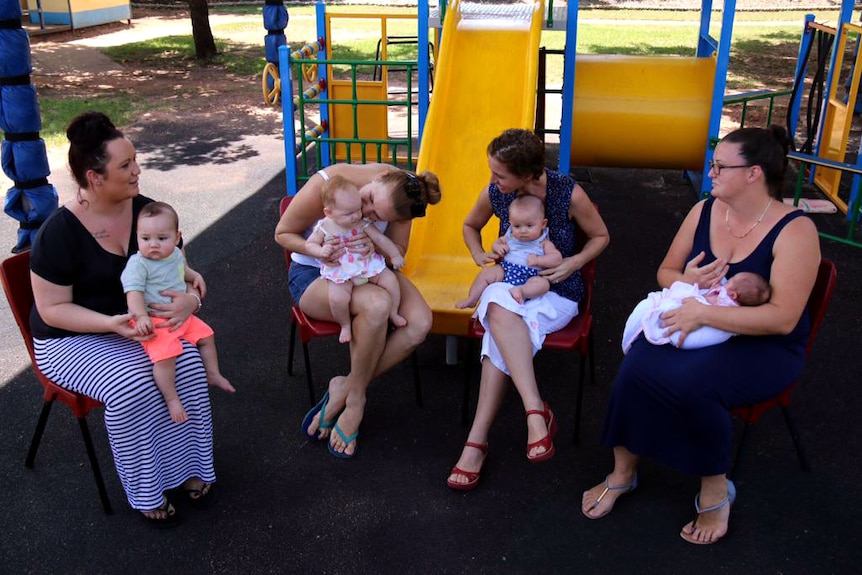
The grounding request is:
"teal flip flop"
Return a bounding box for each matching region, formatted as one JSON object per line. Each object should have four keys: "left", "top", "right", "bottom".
{"left": 327, "top": 422, "right": 358, "bottom": 459}
{"left": 301, "top": 392, "right": 340, "bottom": 440}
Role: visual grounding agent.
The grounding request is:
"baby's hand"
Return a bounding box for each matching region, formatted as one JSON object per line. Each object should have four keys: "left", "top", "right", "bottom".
{"left": 390, "top": 255, "right": 405, "bottom": 270}
{"left": 135, "top": 315, "right": 154, "bottom": 336}
{"left": 492, "top": 236, "right": 509, "bottom": 257}
{"left": 112, "top": 314, "right": 153, "bottom": 341}
{"left": 191, "top": 274, "right": 207, "bottom": 299}
{"left": 320, "top": 243, "right": 335, "bottom": 259}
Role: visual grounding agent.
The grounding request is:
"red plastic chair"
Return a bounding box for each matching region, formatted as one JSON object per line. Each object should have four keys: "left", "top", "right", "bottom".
{"left": 729, "top": 258, "right": 837, "bottom": 478}
{"left": 279, "top": 196, "right": 422, "bottom": 407}
{"left": 0, "top": 251, "right": 113, "bottom": 514}
{"left": 463, "top": 225, "right": 598, "bottom": 446}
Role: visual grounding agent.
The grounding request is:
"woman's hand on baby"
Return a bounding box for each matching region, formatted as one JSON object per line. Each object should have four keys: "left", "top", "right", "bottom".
{"left": 659, "top": 298, "right": 705, "bottom": 347}
{"left": 539, "top": 255, "right": 578, "bottom": 285}
{"left": 684, "top": 251, "right": 728, "bottom": 288}
{"left": 343, "top": 232, "right": 373, "bottom": 256}
{"left": 112, "top": 313, "right": 154, "bottom": 342}
{"left": 150, "top": 290, "right": 196, "bottom": 331}
{"left": 471, "top": 250, "right": 498, "bottom": 267}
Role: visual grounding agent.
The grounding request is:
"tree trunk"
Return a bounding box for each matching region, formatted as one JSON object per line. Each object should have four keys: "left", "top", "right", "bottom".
{"left": 188, "top": 0, "right": 217, "bottom": 61}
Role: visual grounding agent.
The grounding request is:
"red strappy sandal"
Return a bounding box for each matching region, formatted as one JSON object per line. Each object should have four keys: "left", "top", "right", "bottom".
{"left": 447, "top": 441, "right": 488, "bottom": 491}
{"left": 526, "top": 401, "right": 558, "bottom": 463}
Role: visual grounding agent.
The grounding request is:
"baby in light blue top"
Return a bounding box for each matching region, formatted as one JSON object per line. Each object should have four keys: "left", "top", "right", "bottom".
{"left": 121, "top": 201, "right": 234, "bottom": 423}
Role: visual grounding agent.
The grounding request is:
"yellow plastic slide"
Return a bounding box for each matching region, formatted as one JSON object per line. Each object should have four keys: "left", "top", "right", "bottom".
{"left": 404, "top": 2, "right": 544, "bottom": 335}
{"left": 401, "top": 0, "right": 545, "bottom": 336}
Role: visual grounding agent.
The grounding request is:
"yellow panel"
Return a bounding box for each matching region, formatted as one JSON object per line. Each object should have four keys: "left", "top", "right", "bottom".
{"left": 813, "top": 22, "right": 862, "bottom": 213}
{"left": 329, "top": 80, "right": 390, "bottom": 162}
{"left": 571, "top": 55, "right": 715, "bottom": 171}
{"left": 402, "top": 0, "right": 544, "bottom": 336}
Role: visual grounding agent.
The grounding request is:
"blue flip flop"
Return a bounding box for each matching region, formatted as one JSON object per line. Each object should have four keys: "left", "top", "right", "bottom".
{"left": 301, "top": 391, "right": 338, "bottom": 440}
{"left": 327, "top": 422, "right": 359, "bottom": 459}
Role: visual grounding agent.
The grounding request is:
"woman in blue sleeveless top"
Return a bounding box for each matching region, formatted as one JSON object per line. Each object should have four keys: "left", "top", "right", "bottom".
{"left": 582, "top": 126, "right": 820, "bottom": 545}
{"left": 447, "top": 129, "right": 609, "bottom": 491}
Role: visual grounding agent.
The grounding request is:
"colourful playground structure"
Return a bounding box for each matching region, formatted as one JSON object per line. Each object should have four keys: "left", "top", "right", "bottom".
{"left": 272, "top": 0, "right": 862, "bottom": 337}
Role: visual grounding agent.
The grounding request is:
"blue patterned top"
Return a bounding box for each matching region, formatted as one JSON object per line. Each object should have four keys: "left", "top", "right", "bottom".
{"left": 488, "top": 168, "right": 584, "bottom": 302}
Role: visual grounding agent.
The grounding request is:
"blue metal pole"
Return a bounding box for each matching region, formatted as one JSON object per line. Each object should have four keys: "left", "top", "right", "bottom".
{"left": 788, "top": 14, "right": 816, "bottom": 140}
{"left": 557, "top": 0, "right": 578, "bottom": 175}
{"left": 316, "top": 2, "right": 331, "bottom": 168}
{"left": 700, "top": 0, "right": 737, "bottom": 197}
{"left": 696, "top": 0, "right": 715, "bottom": 57}
{"left": 418, "top": 0, "right": 429, "bottom": 145}
{"left": 280, "top": 44, "right": 298, "bottom": 196}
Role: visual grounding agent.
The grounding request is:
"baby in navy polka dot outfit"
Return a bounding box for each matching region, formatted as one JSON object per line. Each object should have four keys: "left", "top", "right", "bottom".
{"left": 456, "top": 194, "right": 563, "bottom": 308}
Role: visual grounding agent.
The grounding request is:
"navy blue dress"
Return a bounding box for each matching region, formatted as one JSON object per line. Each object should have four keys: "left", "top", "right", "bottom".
{"left": 601, "top": 198, "right": 811, "bottom": 476}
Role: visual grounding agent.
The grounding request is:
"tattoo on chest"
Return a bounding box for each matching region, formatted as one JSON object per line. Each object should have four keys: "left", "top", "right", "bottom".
{"left": 92, "top": 229, "right": 110, "bottom": 239}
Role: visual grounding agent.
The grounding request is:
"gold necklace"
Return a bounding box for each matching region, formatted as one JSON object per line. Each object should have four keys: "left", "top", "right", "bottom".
{"left": 725, "top": 198, "right": 773, "bottom": 239}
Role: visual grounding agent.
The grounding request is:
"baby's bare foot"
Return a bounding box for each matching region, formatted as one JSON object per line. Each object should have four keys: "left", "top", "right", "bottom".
{"left": 390, "top": 313, "right": 408, "bottom": 327}
{"left": 455, "top": 297, "right": 477, "bottom": 309}
{"left": 509, "top": 287, "right": 524, "bottom": 304}
{"left": 168, "top": 399, "right": 188, "bottom": 423}
{"left": 339, "top": 325, "right": 352, "bottom": 344}
{"left": 208, "top": 373, "right": 236, "bottom": 393}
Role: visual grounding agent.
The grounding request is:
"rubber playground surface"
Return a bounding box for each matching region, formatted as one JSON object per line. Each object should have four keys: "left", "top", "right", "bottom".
{"left": 1, "top": 7, "right": 862, "bottom": 575}
{"left": 1, "top": 143, "right": 861, "bottom": 573}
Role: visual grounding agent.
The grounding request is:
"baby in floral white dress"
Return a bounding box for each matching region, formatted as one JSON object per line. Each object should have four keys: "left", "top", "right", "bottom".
{"left": 305, "top": 175, "right": 406, "bottom": 342}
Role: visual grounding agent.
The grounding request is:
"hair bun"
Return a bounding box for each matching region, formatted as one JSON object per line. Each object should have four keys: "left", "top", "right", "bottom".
{"left": 768, "top": 124, "right": 791, "bottom": 155}
{"left": 66, "top": 111, "right": 118, "bottom": 150}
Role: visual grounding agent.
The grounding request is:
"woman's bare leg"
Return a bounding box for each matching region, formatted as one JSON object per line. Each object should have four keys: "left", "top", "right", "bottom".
{"left": 485, "top": 303, "right": 549, "bottom": 458}
{"left": 330, "top": 274, "right": 432, "bottom": 455}
{"left": 325, "top": 282, "right": 392, "bottom": 455}
{"left": 368, "top": 268, "right": 407, "bottom": 327}
{"left": 298, "top": 274, "right": 431, "bottom": 451}
{"left": 582, "top": 446, "right": 640, "bottom": 518}
{"left": 297, "top": 278, "right": 373, "bottom": 440}
{"left": 369, "top": 272, "right": 432, "bottom": 378}
{"left": 447, "top": 357, "right": 508, "bottom": 486}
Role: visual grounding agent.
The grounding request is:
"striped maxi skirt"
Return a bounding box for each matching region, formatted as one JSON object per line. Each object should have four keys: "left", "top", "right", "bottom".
{"left": 33, "top": 333, "right": 216, "bottom": 511}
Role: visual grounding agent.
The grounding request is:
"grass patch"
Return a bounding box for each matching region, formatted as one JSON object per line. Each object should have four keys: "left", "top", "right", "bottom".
{"left": 579, "top": 9, "right": 840, "bottom": 22}
{"left": 102, "top": 36, "right": 264, "bottom": 77}
{"left": 39, "top": 97, "right": 137, "bottom": 146}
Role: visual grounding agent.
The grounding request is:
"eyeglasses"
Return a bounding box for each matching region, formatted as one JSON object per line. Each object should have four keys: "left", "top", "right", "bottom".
{"left": 709, "top": 160, "right": 752, "bottom": 175}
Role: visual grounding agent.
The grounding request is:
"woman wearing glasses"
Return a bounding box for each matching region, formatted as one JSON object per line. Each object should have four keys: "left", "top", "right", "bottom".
{"left": 275, "top": 164, "right": 441, "bottom": 458}
{"left": 582, "top": 126, "right": 820, "bottom": 545}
